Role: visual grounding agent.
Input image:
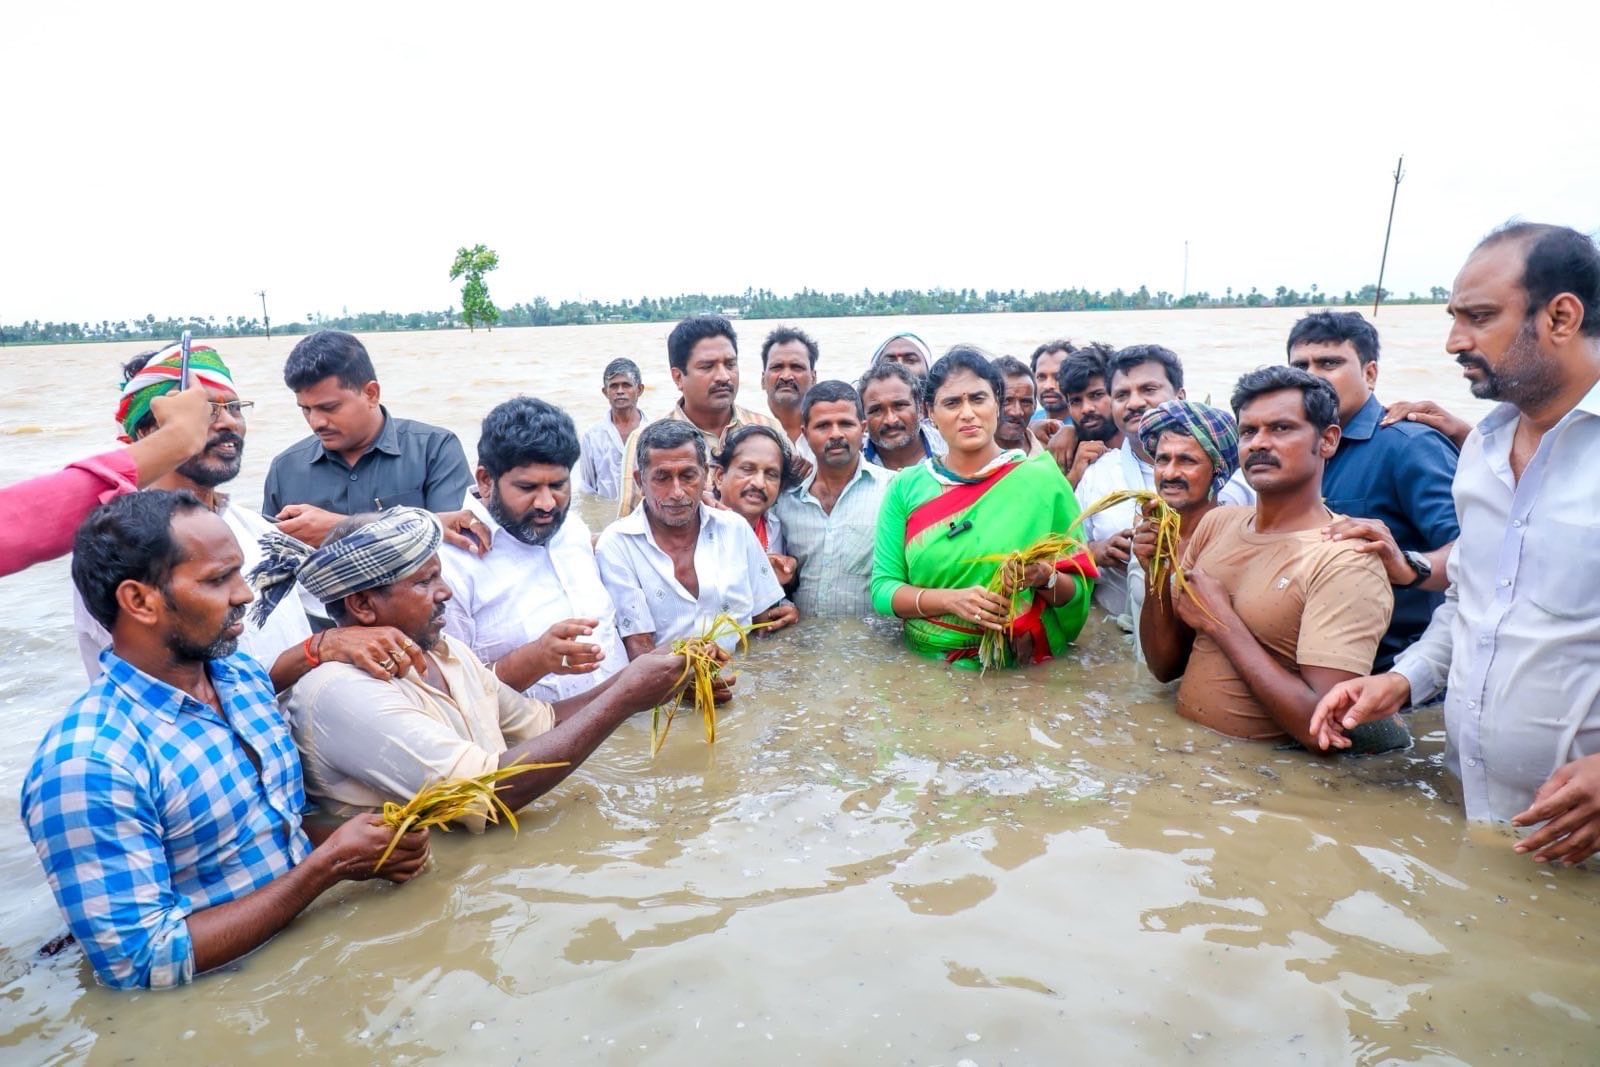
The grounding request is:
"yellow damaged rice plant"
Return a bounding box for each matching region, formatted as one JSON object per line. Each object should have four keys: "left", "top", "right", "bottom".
{"left": 1073, "top": 488, "right": 1211, "bottom": 618}
{"left": 652, "top": 613, "right": 770, "bottom": 756}
{"left": 374, "top": 760, "right": 568, "bottom": 871}
{"left": 967, "top": 532, "right": 1087, "bottom": 672}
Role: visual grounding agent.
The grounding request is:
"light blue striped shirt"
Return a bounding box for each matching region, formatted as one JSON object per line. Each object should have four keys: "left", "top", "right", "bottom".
{"left": 772, "top": 460, "right": 893, "bottom": 617}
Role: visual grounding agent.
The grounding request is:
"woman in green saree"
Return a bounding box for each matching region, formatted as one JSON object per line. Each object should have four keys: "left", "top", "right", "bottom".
{"left": 871, "top": 346, "right": 1098, "bottom": 668}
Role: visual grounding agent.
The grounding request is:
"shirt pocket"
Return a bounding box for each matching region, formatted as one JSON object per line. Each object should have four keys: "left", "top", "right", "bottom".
{"left": 1525, "top": 518, "right": 1600, "bottom": 619}
{"left": 372, "top": 487, "right": 426, "bottom": 510}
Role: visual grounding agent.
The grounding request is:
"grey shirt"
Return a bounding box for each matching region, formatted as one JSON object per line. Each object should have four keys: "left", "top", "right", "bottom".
{"left": 262, "top": 407, "right": 471, "bottom": 518}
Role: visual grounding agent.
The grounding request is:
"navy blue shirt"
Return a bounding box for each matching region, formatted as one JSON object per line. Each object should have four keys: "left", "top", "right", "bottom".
{"left": 1321, "top": 394, "right": 1460, "bottom": 672}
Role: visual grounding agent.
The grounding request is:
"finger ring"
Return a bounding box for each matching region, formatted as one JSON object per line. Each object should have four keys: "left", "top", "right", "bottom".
{"left": 560, "top": 654, "right": 569, "bottom": 669}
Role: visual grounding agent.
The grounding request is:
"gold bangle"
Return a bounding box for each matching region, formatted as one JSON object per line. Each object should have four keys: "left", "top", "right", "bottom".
{"left": 913, "top": 588, "right": 927, "bottom": 618}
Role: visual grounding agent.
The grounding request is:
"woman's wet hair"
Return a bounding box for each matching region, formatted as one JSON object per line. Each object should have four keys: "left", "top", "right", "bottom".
{"left": 924, "top": 345, "right": 1006, "bottom": 408}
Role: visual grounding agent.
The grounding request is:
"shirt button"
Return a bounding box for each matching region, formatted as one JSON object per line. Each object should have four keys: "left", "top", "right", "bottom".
{"left": 1498, "top": 579, "right": 1511, "bottom": 588}
{"left": 1511, "top": 519, "right": 1523, "bottom": 528}
{"left": 1467, "top": 700, "right": 1478, "bottom": 709}
{"left": 1468, "top": 758, "right": 1481, "bottom": 768}
{"left": 349, "top": 473, "right": 359, "bottom": 481}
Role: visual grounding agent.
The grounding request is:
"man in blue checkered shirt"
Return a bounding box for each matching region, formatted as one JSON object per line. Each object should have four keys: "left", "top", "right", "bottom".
{"left": 21, "top": 490, "right": 431, "bottom": 989}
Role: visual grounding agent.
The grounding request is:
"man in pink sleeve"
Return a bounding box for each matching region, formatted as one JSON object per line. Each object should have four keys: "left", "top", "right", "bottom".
{"left": 0, "top": 383, "right": 212, "bottom": 578}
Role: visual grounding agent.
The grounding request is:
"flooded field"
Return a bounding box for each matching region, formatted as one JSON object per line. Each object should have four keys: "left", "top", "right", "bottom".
{"left": 2, "top": 309, "right": 1595, "bottom": 1064}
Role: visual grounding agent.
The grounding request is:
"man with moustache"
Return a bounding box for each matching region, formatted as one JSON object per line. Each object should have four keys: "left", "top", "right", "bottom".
{"left": 1286, "top": 311, "right": 1460, "bottom": 672}
{"left": 259, "top": 508, "right": 699, "bottom": 827}
{"left": 774, "top": 381, "right": 893, "bottom": 617}
{"left": 599, "top": 420, "right": 798, "bottom": 658}
{"left": 614, "top": 315, "right": 782, "bottom": 517}
{"left": 713, "top": 425, "right": 798, "bottom": 585}
{"left": 1127, "top": 400, "right": 1239, "bottom": 665}
{"left": 1076, "top": 345, "right": 1254, "bottom": 622}
{"left": 74, "top": 345, "right": 412, "bottom": 693}
{"left": 1314, "top": 223, "right": 1600, "bottom": 866}
{"left": 1056, "top": 346, "right": 1125, "bottom": 486}
{"left": 868, "top": 332, "right": 934, "bottom": 384}
{"left": 1028, "top": 340, "right": 1076, "bottom": 434}
{"left": 440, "top": 397, "right": 628, "bottom": 705}
{"left": 761, "top": 326, "right": 820, "bottom": 474}
{"left": 1141, "top": 367, "right": 1405, "bottom": 752}
{"left": 24, "top": 492, "right": 431, "bottom": 989}
{"left": 577, "top": 358, "right": 649, "bottom": 502}
{"left": 859, "top": 362, "right": 947, "bottom": 469}
{"left": 264, "top": 330, "right": 473, "bottom": 547}
{"left": 993, "top": 356, "right": 1040, "bottom": 456}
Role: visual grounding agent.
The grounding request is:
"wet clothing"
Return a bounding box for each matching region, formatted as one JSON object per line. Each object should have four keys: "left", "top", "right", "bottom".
{"left": 22, "top": 651, "right": 310, "bottom": 989}
{"left": 871, "top": 450, "right": 1096, "bottom": 668}
{"left": 774, "top": 459, "right": 893, "bottom": 617}
{"left": 577, "top": 409, "right": 647, "bottom": 501}
{"left": 1174, "top": 507, "right": 1394, "bottom": 741}
{"left": 614, "top": 401, "right": 782, "bottom": 517}
{"left": 1393, "top": 383, "right": 1600, "bottom": 822}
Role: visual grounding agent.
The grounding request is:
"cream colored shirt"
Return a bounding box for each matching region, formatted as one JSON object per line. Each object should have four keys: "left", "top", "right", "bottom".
{"left": 615, "top": 401, "right": 782, "bottom": 517}
{"left": 285, "top": 635, "right": 555, "bottom": 831}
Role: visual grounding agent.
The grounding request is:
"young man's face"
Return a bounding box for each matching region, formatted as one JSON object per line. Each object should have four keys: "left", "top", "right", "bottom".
{"left": 997, "top": 372, "right": 1036, "bottom": 446}
{"left": 154, "top": 510, "right": 254, "bottom": 662}
{"left": 294, "top": 375, "right": 383, "bottom": 453}
{"left": 1033, "top": 350, "right": 1069, "bottom": 415}
{"left": 1067, "top": 374, "right": 1116, "bottom": 443}
{"left": 479, "top": 461, "right": 572, "bottom": 546}
{"left": 638, "top": 443, "right": 707, "bottom": 529}
{"left": 1288, "top": 340, "right": 1375, "bottom": 427}
{"left": 1237, "top": 389, "right": 1338, "bottom": 495}
{"left": 1110, "top": 362, "right": 1181, "bottom": 438}
{"left": 762, "top": 341, "right": 815, "bottom": 413}
{"left": 672, "top": 336, "right": 739, "bottom": 416}
{"left": 803, "top": 399, "right": 865, "bottom": 471}
{"left": 1151, "top": 431, "right": 1216, "bottom": 513}
{"left": 861, "top": 377, "right": 920, "bottom": 452}
{"left": 602, "top": 373, "right": 642, "bottom": 412}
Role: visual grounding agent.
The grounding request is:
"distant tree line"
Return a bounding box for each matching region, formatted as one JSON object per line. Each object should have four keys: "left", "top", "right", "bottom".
{"left": 1, "top": 283, "right": 1450, "bottom": 345}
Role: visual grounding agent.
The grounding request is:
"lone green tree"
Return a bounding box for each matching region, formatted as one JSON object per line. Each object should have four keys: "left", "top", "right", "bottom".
{"left": 449, "top": 244, "right": 501, "bottom": 331}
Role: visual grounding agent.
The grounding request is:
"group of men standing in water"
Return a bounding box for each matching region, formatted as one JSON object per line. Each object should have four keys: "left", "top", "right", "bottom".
{"left": 7, "top": 220, "right": 1599, "bottom": 989}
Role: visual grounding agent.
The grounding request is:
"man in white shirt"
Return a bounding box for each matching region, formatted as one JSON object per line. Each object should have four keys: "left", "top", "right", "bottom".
{"left": 1076, "top": 345, "right": 1254, "bottom": 622}
{"left": 598, "top": 419, "right": 798, "bottom": 657}
{"left": 74, "top": 345, "right": 411, "bottom": 692}
{"left": 441, "top": 396, "right": 628, "bottom": 704}
{"left": 577, "top": 358, "right": 647, "bottom": 501}
{"left": 1314, "top": 222, "right": 1600, "bottom": 867}
{"left": 773, "top": 381, "right": 892, "bottom": 617}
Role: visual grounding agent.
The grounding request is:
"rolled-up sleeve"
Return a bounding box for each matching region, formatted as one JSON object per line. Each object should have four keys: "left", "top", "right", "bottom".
{"left": 1, "top": 449, "right": 139, "bottom": 577}
{"left": 23, "top": 755, "right": 194, "bottom": 989}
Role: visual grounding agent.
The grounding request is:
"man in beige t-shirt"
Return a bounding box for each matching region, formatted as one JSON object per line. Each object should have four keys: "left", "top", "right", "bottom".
{"left": 263, "top": 508, "right": 703, "bottom": 831}
{"left": 1141, "top": 367, "right": 1405, "bottom": 751}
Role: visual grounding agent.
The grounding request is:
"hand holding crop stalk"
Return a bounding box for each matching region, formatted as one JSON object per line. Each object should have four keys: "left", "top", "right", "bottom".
{"left": 318, "top": 813, "right": 431, "bottom": 882}
{"left": 1172, "top": 568, "right": 1234, "bottom": 637}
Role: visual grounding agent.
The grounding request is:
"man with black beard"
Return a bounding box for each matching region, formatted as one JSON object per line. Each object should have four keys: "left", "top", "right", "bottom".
{"left": 439, "top": 397, "right": 629, "bottom": 703}
{"left": 25, "top": 491, "right": 431, "bottom": 989}
{"left": 75, "top": 346, "right": 428, "bottom": 693}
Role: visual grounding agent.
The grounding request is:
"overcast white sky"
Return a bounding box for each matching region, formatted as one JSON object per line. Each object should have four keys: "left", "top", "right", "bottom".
{"left": 4, "top": 1, "right": 1597, "bottom": 326}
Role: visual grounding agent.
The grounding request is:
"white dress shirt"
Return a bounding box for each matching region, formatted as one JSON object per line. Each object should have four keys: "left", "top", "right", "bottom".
{"left": 596, "top": 503, "right": 785, "bottom": 650}
{"left": 73, "top": 499, "right": 313, "bottom": 680}
{"left": 577, "top": 411, "right": 645, "bottom": 501}
{"left": 1393, "top": 382, "right": 1600, "bottom": 822}
{"left": 440, "top": 501, "right": 625, "bottom": 704}
{"left": 1075, "top": 439, "right": 1254, "bottom": 620}
{"left": 772, "top": 459, "right": 892, "bottom": 617}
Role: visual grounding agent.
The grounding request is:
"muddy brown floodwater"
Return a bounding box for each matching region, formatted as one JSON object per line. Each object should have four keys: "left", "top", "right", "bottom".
{"left": 1, "top": 309, "right": 1595, "bottom": 1064}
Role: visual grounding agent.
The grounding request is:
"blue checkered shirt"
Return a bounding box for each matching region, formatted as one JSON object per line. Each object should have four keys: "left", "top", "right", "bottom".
{"left": 21, "top": 649, "right": 312, "bottom": 989}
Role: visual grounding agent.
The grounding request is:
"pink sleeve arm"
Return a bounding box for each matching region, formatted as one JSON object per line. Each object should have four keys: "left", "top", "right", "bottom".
{"left": 0, "top": 449, "right": 139, "bottom": 578}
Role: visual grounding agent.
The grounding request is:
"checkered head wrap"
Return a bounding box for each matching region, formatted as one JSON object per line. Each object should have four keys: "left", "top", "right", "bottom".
{"left": 1137, "top": 400, "right": 1240, "bottom": 500}
{"left": 248, "top": 507, "right": 443, "bottom": 626}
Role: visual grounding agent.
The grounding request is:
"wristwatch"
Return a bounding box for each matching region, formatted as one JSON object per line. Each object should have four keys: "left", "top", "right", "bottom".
{"left": 1401, "top": 549, "right": 1432, "bottom": 588}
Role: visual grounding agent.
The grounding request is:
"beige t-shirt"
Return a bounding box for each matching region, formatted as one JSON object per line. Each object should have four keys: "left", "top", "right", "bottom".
{"left": 1174, "top": 506, "right": 1393, "bottom": 741}
{"left": 285, "top": 635, "right": 555, "bottom": 831}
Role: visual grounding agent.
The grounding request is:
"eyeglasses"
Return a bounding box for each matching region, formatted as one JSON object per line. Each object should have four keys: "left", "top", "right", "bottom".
{"left": 210, "top": 400, "right": 255, "bottom": 420}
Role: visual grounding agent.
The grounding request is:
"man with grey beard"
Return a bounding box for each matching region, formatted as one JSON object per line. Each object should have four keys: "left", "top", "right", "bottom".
{"left": 1314, "top": 222, "right": 1600, "bottom": 869}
